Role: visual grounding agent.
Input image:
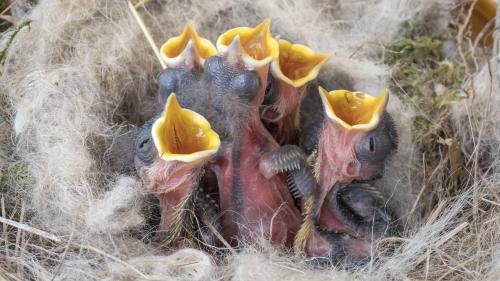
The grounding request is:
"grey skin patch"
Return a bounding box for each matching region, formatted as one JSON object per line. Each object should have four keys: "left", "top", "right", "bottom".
{"left": 157, "top": 68, "right": 203, "bottom": 108}
{"left": 298, "top": 80, "right": 324, "bottom": 155}
{"left": 203, "top": 56, "right": 260, "bottom": 106}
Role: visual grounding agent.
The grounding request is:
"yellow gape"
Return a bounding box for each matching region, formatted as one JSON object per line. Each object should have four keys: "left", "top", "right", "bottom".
{"left": 152, "top": 94, "right": 220, "bottom": 163}
{"left": 318, "top": 87, "right": 389, "bottom": 131}
{"left": 160, "top": 21, "right": 217, "bottom": 68}
{"left": 216, "top": 19, "right": 279, "bottom": 69}
{"left": 271, "top": 40, "right": 331, "bottom": 87}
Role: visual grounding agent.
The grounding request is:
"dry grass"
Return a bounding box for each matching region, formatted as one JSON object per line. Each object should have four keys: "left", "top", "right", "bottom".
{"left": 0, "top": 0, "right": 498, "bottom": 280}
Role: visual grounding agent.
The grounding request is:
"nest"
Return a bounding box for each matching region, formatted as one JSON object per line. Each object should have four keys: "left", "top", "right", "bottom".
{"left": 0, "top": 0, "right": 498, "bottom": 280}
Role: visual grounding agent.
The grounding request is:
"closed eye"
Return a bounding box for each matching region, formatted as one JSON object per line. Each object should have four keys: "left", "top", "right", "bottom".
{"left": 369, "top": 137, "right": 375, "bottom": 153}
{"left": 139, "top": 138, "right": 150, "bottom": 150}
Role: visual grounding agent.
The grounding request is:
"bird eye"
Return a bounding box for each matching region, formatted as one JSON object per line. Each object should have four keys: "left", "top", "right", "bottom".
{"left": 369, "top": 137, "right": 375, "bottom": 152}
{"left": 230, "top": 71, "right": 260, "bottom": 101}
{"left": 134, "top": 118, "right": 157, "bottom": 166}
{"left": 355, "top": 114, "right": 398, "bottom": 164}
{"left": 138, "top": 138, "right": 150, "bottom": 150}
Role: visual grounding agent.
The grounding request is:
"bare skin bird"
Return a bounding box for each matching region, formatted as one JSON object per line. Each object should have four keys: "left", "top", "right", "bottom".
{"left": 293, "top": 85, "right": 399, "bottom": 258}
{"left": 262, "top": 40, "right": 331, "bottom": 144}
{"left": 139, "top": 20, "right": 399, "bottom": 258}
{"left": 154, "top": 20, "right": 317, "bottom": 248}
{"left": 203, "top": 42, "right": 304, "bottom": 247}
{"left": 134, "top": 94, "right": 220, "bottom": 245}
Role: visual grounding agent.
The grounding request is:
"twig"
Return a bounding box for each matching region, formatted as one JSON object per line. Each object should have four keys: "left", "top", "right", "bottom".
{"left": 50, "top": 230, "right": 74, "bottom": 281}
{"left": 1, "top": 196, "right": 7, "bottom": 255}
{"left": 0, "top": 216, "right": 152, "bottom": 280}
{"left": 127, "top": 0, "right": 166, "bottom": 69}
{"left": 415, "top": 222, "right": 469, "bottom": 266}
{"left": 201, "top": 213, "right": 236, "bottom": 255}
{"left": 0, "top": 216, "right": 60, "bottom": 242}
{"left": 481, "top": 197, "right": 500, "bottom": 207}
{"left": 425, "top": 199, "right": 448, "bottom": 226}
{"left": 0, "top": 0, "right": 17, "bottom": 15}
{"left": 79, "top": 244, "right": 151, "bottom": 279}
{"left": 0, "top": 266, "right": 22, "bottom": 281}
{"left": 14, "top": 202, "right": 24, "bottom": 257}
{"left": 133, "top": 0, "right": 150, "bottom": 9}
{"left": 456, "top": 0, "right": 478, "bottom": 76}
{"left": 404, "top": 153, "right": 427, "bottom": 232}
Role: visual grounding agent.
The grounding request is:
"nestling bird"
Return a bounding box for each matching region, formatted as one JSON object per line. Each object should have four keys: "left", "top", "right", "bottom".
{"left": 134, "top": 94, "right": 220, "bottom": 245}
{"left": 262, "top": 39, "right": 331, "bottom": 144}
{"left": 293, "top": 85, "right": 399, "bottom": 258}
{"left": 137, "top": 20, "right": 400, "bottom": 259}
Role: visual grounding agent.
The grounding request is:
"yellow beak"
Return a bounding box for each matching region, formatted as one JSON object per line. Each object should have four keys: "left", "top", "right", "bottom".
{"left": 318, "top": 87, "right": 389, "bottom": 131}
{"left": 160, "top": 21, "right": 217, "bottom": 68}
{"left": 216, "top": 19, "right": 279, "bottom": 69}
{"left": 271, "top": 40, "right": 332, "bottom": 87}
{"left": 152, "top": 94, "right": 220, "bottom": 163}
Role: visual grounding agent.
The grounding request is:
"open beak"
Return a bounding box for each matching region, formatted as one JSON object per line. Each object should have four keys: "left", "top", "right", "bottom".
{"left": 318, "top": 86, "right": 388, "bottom": 132}
{"left": 152, "top": 94, "right": 220, "bottom": 163}
{"left": 216, "top": 19, "right": 279, "bottom": 70}
{"left": 262, "top": 40, "right": 331, "bottom": 142}
{"left": 160, "top": 21, "right": 217, "bottom": 69}
{"left": 271, "top": 40, "right": 331, "bottom": 88}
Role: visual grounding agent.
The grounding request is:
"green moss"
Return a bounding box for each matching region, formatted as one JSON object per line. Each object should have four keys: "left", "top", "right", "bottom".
{"left": 414, "top": 116, "right": 431, "bottom": 133}
{"left": 386, "top": 37, "right": 442, "bottom": 65}
{"left": 385, "top": 36, "right": 464, "bottom": 112}
{"left": 0, "top": 94, "right": 12, "bottom": 123}
{"left": 8, "top": 162, "right": 35, "bottom": 191}
{"left": 386, "top": 30, "right": 467, "bottom": 218}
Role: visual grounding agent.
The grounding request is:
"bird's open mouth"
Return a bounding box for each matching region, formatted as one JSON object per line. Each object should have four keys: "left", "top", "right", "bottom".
{"left": 271, "top": 39, "right": 331, "bottom": 87}
{"left": 160, "top": 21, "right": 217, "bottom": 67}
{"left": 318, "top": 86, "right": 388, "bottom": 131}
{"left": 152, "top": 94, "right": 220, "bottom": 163}
{"left": 216, "top": 19, "right": 279, "bottom": 69}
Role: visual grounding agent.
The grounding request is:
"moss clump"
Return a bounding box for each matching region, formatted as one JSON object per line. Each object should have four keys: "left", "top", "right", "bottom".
{"left": 0, "top": 94, "right": 12, "bottom": 123}
{"left": 7, "top": 161, "right": 35, "bottom": 191}
{"left": 386, "top": 36, "right": 464, "bottom": 109}
{"left": 386, "top": 36, "right": 464, "bottom": 135}
{"left": 386, "top": 35, "right": 467, "bottom": 219}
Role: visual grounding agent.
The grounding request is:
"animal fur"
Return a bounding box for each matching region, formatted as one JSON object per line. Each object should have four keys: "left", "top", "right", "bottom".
{"left": 0, "top": 0, "right": 498, "bottom": 280}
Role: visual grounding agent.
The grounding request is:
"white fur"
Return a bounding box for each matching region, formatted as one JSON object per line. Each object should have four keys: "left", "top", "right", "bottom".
{"left": 1, "top": 0, "right": 497, "bottom": 280}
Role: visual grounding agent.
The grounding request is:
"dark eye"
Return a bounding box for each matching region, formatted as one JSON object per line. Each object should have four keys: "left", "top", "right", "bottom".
{"left": 355, "top": 115, "right": 397, "bottom": 164}
{"left": 138, "top": 138, "right": 150, "bottom": 151}
{"left": 230, "top": 71, "right": 260, "bottom": 101}
{"left": 134, "top": 118, "right": 157, "bottom": 166}
{"left": 369, "top": 137, "right": 375, "bottom": 152}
